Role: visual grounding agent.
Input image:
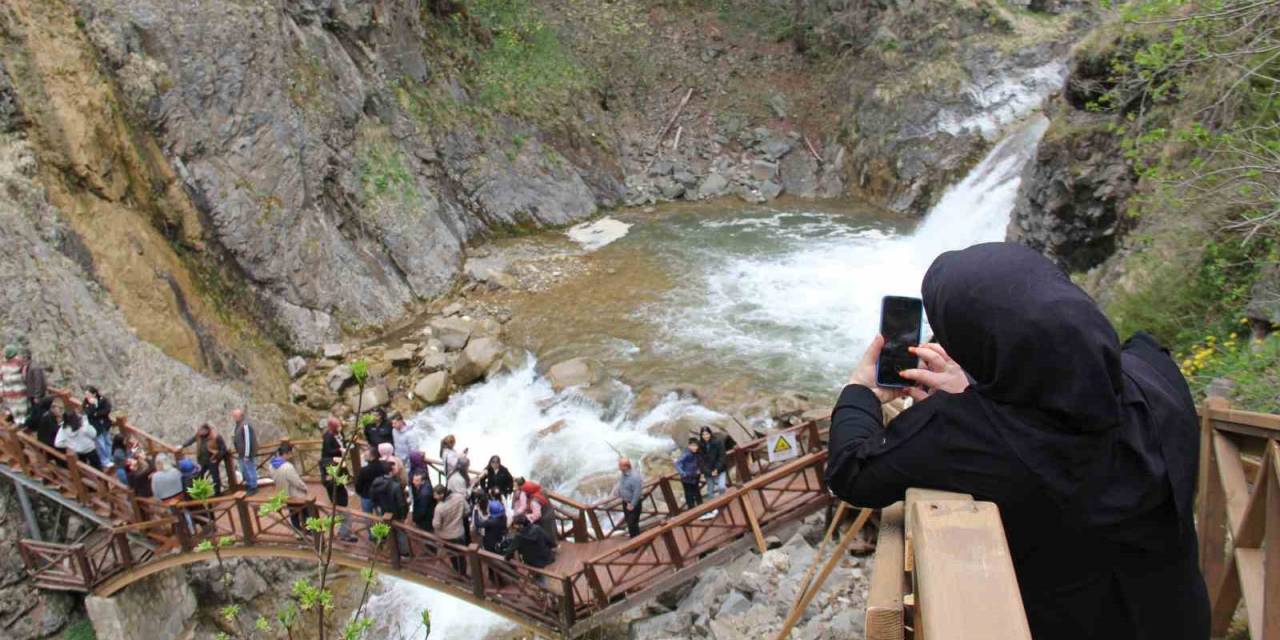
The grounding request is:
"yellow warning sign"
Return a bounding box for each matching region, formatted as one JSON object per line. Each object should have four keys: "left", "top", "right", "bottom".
{"left": 767, "top": 432, "right": 799, "bottom": 462}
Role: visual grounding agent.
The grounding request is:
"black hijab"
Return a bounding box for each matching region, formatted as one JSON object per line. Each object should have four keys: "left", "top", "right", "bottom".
{"left": 921, "top": 243, "right": 1198, "bottom": 545}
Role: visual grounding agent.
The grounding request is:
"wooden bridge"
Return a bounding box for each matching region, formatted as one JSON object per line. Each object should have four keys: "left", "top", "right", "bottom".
{"left": 4, "top": 391, "right": 1278, "bottom": 639}
{"left": 0, "top": 404, "right": 833, "bottom": 638}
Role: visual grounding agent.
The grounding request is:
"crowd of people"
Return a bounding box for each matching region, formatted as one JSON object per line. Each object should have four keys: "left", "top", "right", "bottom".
{"left": 0, "top": 338, "right": 739, "bottom": 578}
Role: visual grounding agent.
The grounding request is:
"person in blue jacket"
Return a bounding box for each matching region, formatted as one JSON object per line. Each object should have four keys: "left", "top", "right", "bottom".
{"left": 676, "top": 437, "right": 702, "bottom": 511}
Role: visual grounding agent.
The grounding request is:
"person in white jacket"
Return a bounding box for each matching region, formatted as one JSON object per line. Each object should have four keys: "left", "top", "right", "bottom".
{"left": 55, "top": 408, "right": 100, "bottom": 469}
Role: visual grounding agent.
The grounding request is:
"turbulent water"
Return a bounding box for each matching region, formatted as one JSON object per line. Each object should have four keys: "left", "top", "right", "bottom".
{"left": 365, "top": 114, "right": 1049, "bottom": 637}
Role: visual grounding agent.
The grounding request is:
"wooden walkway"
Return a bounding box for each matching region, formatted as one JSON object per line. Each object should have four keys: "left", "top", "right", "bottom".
{"left": 0, "top": 409, "right": 833, "bottom": 638}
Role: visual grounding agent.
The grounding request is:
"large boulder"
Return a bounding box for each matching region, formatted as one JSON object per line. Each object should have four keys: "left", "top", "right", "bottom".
{"left": 413, "top": 371, "right": 450, "bottom": 405}
{"left": 1246, "top": 262, "right": 1280, "bottom": 328}
{"left": 451, "top": 337, "right": 503, "bottom": 385}
{"left": 429, "top": 317, "right": 474, "bottom": 351}
{"left": 628, "top": 610, "right": 691, "bottom": 640}
{"left": 546, "top": 357, "right": 606, "bottom": 391}
{"left": 360, "top": 383, "right": 390, "bottom": 410}
{"left": 325, "top": 365, "right": 354, "bottom": 393}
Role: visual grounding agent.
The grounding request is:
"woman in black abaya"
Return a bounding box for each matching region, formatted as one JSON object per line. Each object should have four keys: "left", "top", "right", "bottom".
{"left": 827, "top": 242, "right": 1208, "bottom": 640}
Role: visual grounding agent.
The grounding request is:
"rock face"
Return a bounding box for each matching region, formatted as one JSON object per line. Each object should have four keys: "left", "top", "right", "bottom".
{"left": 86, "top": 569, "right": 197, "bottom": 640}
{"left": 0, "top": 135, "right": 278, "bottom": 444}
{"left": 66, "top": 0, "right": 615, "bottom": 351}
{"left": 1008, "top": 48, "right": 1138, "bottom": 271}
{"left": 813, "top": 0, "right": 1089, "bottom": 215}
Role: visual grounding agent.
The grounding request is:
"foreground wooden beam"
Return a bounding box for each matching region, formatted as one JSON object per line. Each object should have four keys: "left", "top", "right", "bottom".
{"left": 866, "top": 502, "right": 905, "bottom": 640}
{"left": 910, "top": 500, "right": 1031, "bottom": 640}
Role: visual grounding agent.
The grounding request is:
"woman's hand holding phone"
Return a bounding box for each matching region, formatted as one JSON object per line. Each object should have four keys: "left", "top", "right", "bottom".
{"left": 848, "top": 335, "right": 909, "bottom": 404}
{"left": 899, "top": 343, "right": 969, "bottom": 402}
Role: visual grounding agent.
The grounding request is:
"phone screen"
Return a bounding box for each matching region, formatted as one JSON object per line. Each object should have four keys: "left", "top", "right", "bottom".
{"left": 877, "top": 296, "right": 923, "bottom": 388}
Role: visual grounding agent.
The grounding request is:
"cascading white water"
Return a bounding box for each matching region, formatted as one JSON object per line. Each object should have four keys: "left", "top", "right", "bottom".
{"left": 658, "top": 115, "right": 1050, "bottom": 388}
{"left": 364, "top": 114, "right": 1051, "bottom": 638}
{"left": 365, "top": 359, "right": 720, "bottom": 638}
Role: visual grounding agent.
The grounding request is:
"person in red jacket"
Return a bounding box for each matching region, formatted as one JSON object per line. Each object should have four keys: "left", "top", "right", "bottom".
{"left": 514, "top": 479, "right": 558, "bottom": 548}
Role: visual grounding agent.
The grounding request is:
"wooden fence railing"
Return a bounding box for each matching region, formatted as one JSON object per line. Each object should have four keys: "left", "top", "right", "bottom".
{"left": 2, "top": 406, "right": 834, "bottom": 638}
{"left": 865, "top": 489, "right": 1030, "bottom": 640}
{"left": 1197, "top": 397, "right": 1280, "bottom": 640}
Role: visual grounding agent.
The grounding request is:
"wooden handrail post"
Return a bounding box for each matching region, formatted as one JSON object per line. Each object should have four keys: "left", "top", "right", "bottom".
{"left": 468, "top": 545, "right": 484, "bottom": 596}
{"left": 586, "top": 508, "right": 605, "bottom": 539}
{"left": 64, "top": 450, "right": 90, "bottom": 504}
{"left": 734, "top": 449, "right": 753, "bottom": 483}
{"left": 583, "top": 562, "right": 608, "bottom": 605}
{"left": 806, "top": 421, "right": 820, "bottom": 451}
{"left": 1198, "top": 396, "right": 1229, "bottom": 584}
{"left": 661, "top": 530, "right": 684, "bottom": 569}
{"left": 235, "top": 495, "right": 257, "bottom": 545}
{"left": 387, "top": 517, "right": 402, "bottom": 571}
{"left": 72, "top": 544, "right": 95, "bottom": 588}
{"left": 172, "top": 505, "right": 194, "bottom": 551}
{"left": 659, "top": 478, "right": 680, "bottom": 515}
{"left": 222, "top": 454, "right": 239, "bottom": 494}
{"left": 741, "top": 494, "right": 767, "bottom": 554}
{"left": 560, "top": 576, "right": 576, "bottom": 633}
{"left": 112, "top": 531, "right": 134, "bottom": 567}
{"left": 573, "top": 512, "right": 589, "bottom": 543}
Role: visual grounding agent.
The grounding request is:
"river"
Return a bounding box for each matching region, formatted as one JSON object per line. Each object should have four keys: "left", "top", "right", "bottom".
{"left": 365, "top": 114, "right": 1050, "bottom": 638}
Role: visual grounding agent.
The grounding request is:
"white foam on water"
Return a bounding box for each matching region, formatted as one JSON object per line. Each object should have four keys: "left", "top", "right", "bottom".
{"left": 365, "top": 358, "right": 715, "bottom": 638}
{"left": 659, "top": 115, "right": 1051, "bottom": 388}
{"left": 567, "top": 217, "right": 633, "bottom": 251}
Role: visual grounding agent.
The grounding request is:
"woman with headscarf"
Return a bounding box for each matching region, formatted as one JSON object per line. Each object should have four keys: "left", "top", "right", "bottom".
{"left": 320, "top": 417, "right": 357, "bottom": 541}
{"left": 479, "top": 455, "right": 514, "bottom": 498}
{"left": 826, "top": 243, "right": 1208, "bottom": 640}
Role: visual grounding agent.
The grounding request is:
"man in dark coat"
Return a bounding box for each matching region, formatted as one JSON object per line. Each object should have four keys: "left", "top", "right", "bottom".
{"left": 364, "top": 408, "right": 394, "bottom": 459}
{"left": 826, "top": 243, "right": 1208, "bottom": 640}
{"left": 410, "top": 471, "right": 436, "bottom": 532}
{"left": 505, "top": 515, "right": 556, "bottom": 575}
{"left": 231, "top": 408, "right": 258, "bottom": 495}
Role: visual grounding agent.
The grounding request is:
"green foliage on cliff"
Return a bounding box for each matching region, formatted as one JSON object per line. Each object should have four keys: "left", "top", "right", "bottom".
{"left": 1085, "top": 0, "right": 1280, "bottom": 410}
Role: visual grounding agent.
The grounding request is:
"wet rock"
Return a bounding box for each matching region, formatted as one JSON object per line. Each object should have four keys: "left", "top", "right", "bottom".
{"left": 413, "top": 371, "right": 450, "bottom": 405}
{"left": 325, "top": 365, "right": 354, "bottom": 393}
{"left": 718, "top": 591, "right": 752, "bottom": 617}
{"left": 286, "top": 356, "right": 308, "bottom": 379}
{"left": 465, "top": 256, "right": 512, "bottom": 283}
{"left": 629, "top": 610, "right": 691, "bottom": 640}
{"left": 780, "top": 153, "right": 819, "bottom": 199}
{"left": 750, "top": 160, "right": 779, "bottom": 182}
{"left": 758, "top": 180, "right": 783, "bottom": 201}
{"left": 451, "top": 337, "right": 503, "bottom": 385}
{"left": 698, "top": 173, "right": 730, "bottom": 199}
{"left": 360, "top": 383, "right": 390, "bottom": 410}
{"left": 546, "top": 357, "right": 606, "bottom": 391}
{"left": 383, "top": 347, "right": 415, "bottom": 366}
{"left": 429, "top": 317, "right": 473, "bottom": 351}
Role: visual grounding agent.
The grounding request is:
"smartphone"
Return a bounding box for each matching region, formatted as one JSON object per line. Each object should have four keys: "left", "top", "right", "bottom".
{"left": 876, "top": 296, "right": 924, "bottom": 388}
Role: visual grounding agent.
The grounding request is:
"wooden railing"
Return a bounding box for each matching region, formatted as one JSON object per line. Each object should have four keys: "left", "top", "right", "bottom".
{"left": 865, "top": 489, "right": 1030, "bottom": 640}
{"left": 1, "top": 409, "right": 835, "bottom": 638}
{"left": 1197, "top": 397, "right": 1280, "bottom": 640}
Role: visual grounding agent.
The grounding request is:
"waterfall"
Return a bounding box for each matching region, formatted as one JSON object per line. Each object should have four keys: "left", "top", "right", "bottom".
{"left": 362, "top": 114, "right": 1052, "bottom": 638}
